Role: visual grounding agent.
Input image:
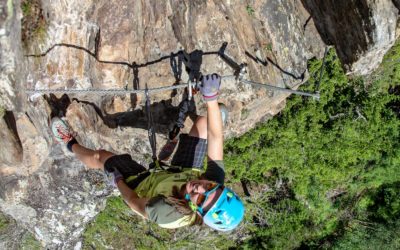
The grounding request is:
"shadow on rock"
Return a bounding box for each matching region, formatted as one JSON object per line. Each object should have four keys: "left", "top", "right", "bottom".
{"left": 245, "top": 50, "right": 305, "bottom": 81}
{"left": 72, "top": 98, "right": 181, "bottom": 133}
{"left": 44, "top": 94, "right": 72, "bottom": 118}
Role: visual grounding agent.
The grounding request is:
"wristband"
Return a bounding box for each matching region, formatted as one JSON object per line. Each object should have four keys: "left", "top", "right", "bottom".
{"left": 203, "top": 92, "right": 219, "bottom": 102}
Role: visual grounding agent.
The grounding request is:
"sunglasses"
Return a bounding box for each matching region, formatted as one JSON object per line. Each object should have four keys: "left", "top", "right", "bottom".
{"left": 185, "top": 182, "right": 221, "bottom": 215}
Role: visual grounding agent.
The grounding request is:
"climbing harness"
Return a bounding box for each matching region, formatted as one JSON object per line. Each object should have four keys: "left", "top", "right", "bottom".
{"left": 159, "top": 49, "right": 205, "bottom": 158}
{"left": 144, "top": 83, "right": 160, "bottom": 169}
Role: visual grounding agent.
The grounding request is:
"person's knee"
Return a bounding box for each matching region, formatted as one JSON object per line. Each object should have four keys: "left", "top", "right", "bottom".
{"left": 84, "top": 150, "right": 113, "bottom": 170}
{"left": 98, "top": 150, "right": 114, "bottom": 165}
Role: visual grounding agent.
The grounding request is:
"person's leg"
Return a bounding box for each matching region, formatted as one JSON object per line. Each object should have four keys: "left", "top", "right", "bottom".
{"left": 188, "top": 104, "right": 227, "bottom": 139}
{"left": 71, "top": 144, "right": 114, "bottom": 170}
{"left": 170, "top": 116, "right": 208, "bottom": 169}
{"left": 188, "top": 116, "right": 207, "bottom": 139}
{"left": 51, "top": 117, "right": 113, "bottom": 170}
{"left": 171, "top": 105, "right": 226, "bottom": 168}
{"left": 72, "top": 143, "right": 148, "bottom": 189}
{"left": 159, "top": 116, "right": 208, "bottom": 161}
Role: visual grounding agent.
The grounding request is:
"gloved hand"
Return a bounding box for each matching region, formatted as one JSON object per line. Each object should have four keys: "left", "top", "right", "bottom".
{"left": 200, "top": 73, "right": 221, "bottom": 102}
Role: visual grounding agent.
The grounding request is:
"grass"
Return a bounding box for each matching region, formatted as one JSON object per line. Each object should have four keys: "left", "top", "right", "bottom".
{"left": 332, "top": 220, "right": 400, "bottom": 250}
{"left": 0, "top": 212, "right": 41, "bottom": 249}
{"left": 21, "top": 1, "right": 31, "bottom": 16}
{"left": 83, "top": 197, "right": 167, "bottom": 249}
{"left": 246, "top": 5, "right": 255, "bottom": 16}
{"left": 82, "top": 197, "right": 238, "bottom": 249}
{"left": 20, "top": 233, "right": 42, "bottom": 250}
{"left": 0, "top": 212, "right": 10, "bottom": 232}
{"left": 264, "top": 43, "right": 273, "bottom": 52}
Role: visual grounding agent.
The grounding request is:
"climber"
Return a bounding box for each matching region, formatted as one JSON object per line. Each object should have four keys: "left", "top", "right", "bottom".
{"left": 50, "top": 73, "right": 245, "bottom": 231}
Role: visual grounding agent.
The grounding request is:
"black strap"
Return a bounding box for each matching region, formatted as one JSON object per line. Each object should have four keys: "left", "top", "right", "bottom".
{"left": 126, "top": 171, "right": 151, "bottom": 190}
{"left": 170, "top": 52, "right": 183, "bottom": 82}
{"left": 181, "top": 50, "right": 203, "bottom": 82}
{"left": 145, "top": 84, "right": 157, "bottom": 163}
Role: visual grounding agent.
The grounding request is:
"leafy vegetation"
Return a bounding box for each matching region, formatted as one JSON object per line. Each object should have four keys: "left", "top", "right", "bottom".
{"left": 21, "top": 0, "right": 47, "bottom": 45}
{"left": 83, "top": 41, "right": 400, "bottom": 249}
{"left": 225, "top": 40, "right": 400, "bottom": 248}
{"left": 332, "top": 219, "right": 400, "bottom": 250}
{"left": 331, "top": 182, "right": 400, "bottom": 249}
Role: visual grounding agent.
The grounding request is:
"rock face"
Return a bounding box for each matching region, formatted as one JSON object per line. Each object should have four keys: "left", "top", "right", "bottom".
{"left": 392, "top": 0, "right": 400, "bottom": 10}
{"left": 302, "top": 0, "right": 400, "bottom": 75}
{"left": 0, "top": 0, "right": 399, "bottom": 248}
{"left": 0, "top": 112, "right": 22, "bottom": 168}
{"left": 0, "top": 0, "right": 25, "bottom": 111}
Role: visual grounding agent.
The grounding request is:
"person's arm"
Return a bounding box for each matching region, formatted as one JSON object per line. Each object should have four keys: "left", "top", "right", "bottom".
{"left": 116, "top": 179, "right": 149, "bottom": 219}
{"left": 200, "top": 74, "right": 224, "bottom": 161}
{"left": 206, "top": 100, "right": 223, "bottom": 161}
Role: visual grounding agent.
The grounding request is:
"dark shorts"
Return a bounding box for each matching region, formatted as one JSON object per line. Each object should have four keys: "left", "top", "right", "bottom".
{"left": 104, "top": 154, "right": 150, "bottom": 190}
{"left": 171, "top": 134, "right": 207, "bottom": 169}
{"left": 104, "top": 134, "right": 207, "bottom": 189}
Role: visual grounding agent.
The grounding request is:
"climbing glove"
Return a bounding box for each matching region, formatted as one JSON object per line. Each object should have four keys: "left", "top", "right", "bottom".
{"left": 200, "top": 73, "right": 221, "bottom": 102}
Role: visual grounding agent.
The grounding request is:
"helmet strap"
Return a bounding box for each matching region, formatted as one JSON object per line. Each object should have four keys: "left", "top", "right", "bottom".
{"left": 185, "top": 184, "right": 222, "bottom": 215}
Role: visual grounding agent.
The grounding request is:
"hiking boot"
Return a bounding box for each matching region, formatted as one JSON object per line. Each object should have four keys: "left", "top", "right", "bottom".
{"left": 219, "top": 103, "right": 229, "bottom": 127}
{"left": 51, "top": 117, "right": 74, "bottom": 144}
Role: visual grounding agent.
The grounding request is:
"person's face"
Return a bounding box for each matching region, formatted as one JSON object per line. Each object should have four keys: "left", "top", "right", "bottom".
{"left": 185, "top": 180, "right": 222, "bottom": 212}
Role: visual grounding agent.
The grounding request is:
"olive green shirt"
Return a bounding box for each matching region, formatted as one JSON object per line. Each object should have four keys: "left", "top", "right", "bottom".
{"left": 135, "top": 160, "right": 225, "bottom": 228}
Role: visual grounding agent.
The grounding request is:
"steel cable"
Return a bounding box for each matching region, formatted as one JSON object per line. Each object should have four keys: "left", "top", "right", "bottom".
{"left": 25, "top": 75, "right": 319, "bottom": 99}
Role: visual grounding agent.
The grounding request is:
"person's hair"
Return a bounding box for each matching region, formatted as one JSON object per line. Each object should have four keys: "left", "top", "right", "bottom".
{"left": 164, "top": 185, "right": 203, "bottom": 225}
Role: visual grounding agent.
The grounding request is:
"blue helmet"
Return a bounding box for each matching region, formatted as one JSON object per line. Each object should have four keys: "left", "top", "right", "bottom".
{"left": 202, "top": 187, "right": 245, "bottom": 231}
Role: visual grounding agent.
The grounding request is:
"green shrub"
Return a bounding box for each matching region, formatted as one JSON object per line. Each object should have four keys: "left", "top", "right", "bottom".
{"left": 332, "top": 219, "right": 400, "bottom": 250}
{"left": 332, "top": 183, "right": 400, "bottom": 250}
{"left": 225, "top": 41, "right": 400, "bottom": 248}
